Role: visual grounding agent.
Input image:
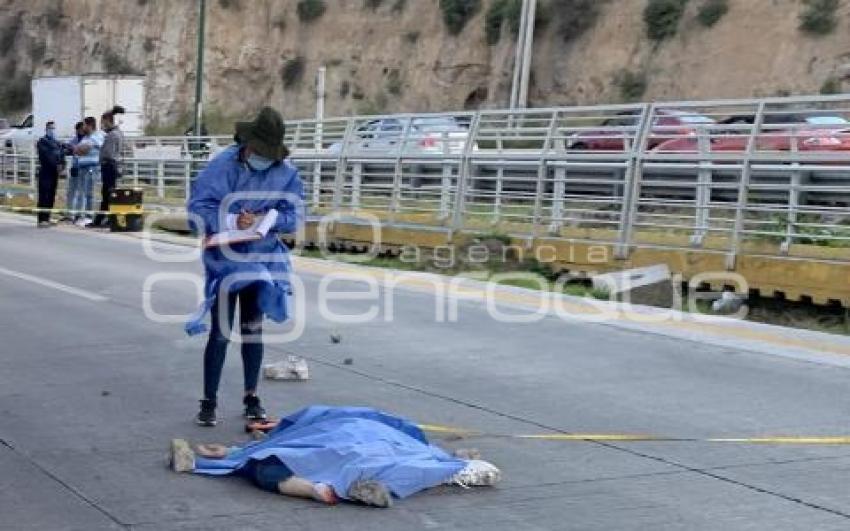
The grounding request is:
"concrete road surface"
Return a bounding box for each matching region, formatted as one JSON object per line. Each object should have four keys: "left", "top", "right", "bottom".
{"left": 1, "top": 212, "right": 850, "bottom": 530}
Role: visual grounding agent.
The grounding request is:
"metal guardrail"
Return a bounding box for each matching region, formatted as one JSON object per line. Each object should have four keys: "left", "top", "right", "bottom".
{"left": 3, "top": 94, "right": 850, "bottom": 267}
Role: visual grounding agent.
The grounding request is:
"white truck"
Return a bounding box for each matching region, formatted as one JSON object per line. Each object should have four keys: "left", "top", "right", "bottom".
{"left": 1, "top": 75, "right": 146, "bottom": 151}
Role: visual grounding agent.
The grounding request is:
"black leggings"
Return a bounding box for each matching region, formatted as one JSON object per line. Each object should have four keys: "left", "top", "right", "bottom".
{"left": 203, "top": 284, "right": 264, "bottom": 401}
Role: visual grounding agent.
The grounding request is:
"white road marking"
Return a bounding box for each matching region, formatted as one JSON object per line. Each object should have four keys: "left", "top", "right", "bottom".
{"left": 0, "top": 266, "right": 108, "bottom": 302}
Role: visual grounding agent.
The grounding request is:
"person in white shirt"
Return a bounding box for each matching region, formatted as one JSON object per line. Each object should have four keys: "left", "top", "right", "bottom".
{"left": 72, "top": 117, "right": 105, "bottom": 227}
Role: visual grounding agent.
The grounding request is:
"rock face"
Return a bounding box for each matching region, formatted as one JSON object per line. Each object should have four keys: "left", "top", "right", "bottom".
{"left": 2, "top": 0, "right": 850, "bottom": 129}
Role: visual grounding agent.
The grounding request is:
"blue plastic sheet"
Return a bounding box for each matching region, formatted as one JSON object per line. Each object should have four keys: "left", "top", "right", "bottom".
{"left": 193, "top": 406, "right": 467, "bottom": 499}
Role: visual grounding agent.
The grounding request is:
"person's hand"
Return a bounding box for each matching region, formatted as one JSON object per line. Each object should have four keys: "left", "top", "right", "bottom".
{"left": 237, "top": 211, "right": 256, "bottom": 230}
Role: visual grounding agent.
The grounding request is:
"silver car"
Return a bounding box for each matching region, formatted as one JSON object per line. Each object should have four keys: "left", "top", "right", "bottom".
{"left": 329, "top": 116, "right": 474, "bottom": 156}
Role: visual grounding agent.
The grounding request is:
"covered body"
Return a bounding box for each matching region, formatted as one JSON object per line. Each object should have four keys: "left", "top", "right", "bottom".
{"left": 193, "top": 406, "right": 467, "bottom": 499}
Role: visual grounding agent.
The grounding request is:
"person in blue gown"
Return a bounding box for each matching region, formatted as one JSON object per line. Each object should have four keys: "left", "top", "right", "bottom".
{"left": 185, "top": 107, "right": 305, "bottom": 427}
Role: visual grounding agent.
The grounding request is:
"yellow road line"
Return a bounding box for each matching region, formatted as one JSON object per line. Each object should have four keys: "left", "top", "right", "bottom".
{"left": 419, "top": 424, "right": 850, "bottom": 445}
{"left": 707, "top": 436, "right": 850, "bottom": 445}
{"left": 518, "top": 433, "right": 664, "bottom": 442}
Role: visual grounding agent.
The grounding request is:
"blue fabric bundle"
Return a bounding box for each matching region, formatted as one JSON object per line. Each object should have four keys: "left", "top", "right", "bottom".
{"left": 193, "top": 406, "right": 467, "bottom": 499}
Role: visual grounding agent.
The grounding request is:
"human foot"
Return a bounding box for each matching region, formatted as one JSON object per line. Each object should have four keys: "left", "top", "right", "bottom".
{"left": 347, "top": 480, "right": 393, "bottom": 508}
{"left": 169, "top": 439, "right": 195, "bottom": 473}
{"left": 445, "top": 460, "right": 501, "bottom": 487}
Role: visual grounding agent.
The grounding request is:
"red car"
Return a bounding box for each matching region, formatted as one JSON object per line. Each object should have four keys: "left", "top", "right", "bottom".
{"left": 653, "top": 113, "right": 850, "bottom": 153}
{"left": 568, "top": 109, "right": 716, "bottom": 152}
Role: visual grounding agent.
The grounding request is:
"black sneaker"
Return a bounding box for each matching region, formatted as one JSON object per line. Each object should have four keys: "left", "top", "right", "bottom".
{"left": 196, "top": 399, "right": 217, "bottom": 427}
{"left": 243, "top": 395, "right": 267, "bottom": 420}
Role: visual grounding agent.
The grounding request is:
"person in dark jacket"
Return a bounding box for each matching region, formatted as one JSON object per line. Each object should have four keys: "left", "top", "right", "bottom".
{"left": 91, "top": 106, "right": 125, "bottom": 227}
{"left": 36, "top": 121, "right": 65, "bottom": 227}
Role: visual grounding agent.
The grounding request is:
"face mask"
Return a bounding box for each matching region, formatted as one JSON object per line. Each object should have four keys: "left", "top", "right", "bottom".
{"left": 246, "top": 153, "right": 275, "bottom": 172}
{"left": 46, "top": 129, "right": 56, "bottom": 139}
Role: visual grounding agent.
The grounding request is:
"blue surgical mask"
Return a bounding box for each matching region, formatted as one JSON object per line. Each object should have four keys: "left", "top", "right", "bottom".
{"left": 246, "top": 153, "right": 275, "bottom": 172}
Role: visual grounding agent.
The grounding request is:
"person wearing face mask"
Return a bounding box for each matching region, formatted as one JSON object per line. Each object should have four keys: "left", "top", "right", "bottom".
{"left": 35, "top": 121, "right": 65, "bottom": 227}
{"left": 91, "top": 105, "right": 125, "bottom": 227}
{"left": 60, "top": 122, "right": 86, "bottom": 223}
{"left": 73, "top": 117, "right": 105, "bottom": 227}
{"left": 186, "top": 107, "right": 305, "bottom": 427}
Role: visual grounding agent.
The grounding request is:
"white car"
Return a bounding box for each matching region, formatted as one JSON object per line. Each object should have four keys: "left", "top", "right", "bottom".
{"left": 1, "top": 114, "right": 35, "bottom": 152}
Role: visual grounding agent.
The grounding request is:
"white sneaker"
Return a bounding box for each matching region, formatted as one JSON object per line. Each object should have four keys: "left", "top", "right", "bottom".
{"left": 445, "top": 460, "right": 501, "bottom": 488}
{"left": 75, "top": 217, "right": 91, "bottom": 227}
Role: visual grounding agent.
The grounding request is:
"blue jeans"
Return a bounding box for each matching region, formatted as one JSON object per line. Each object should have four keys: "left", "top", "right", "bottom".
{"left": 240, "top": 457, "right": 294, "bottom": 493}
{"left": 66, "top": 167, "right": 81, "bottom": 215}
{"left": 72, "top": 165, "right": 99, "bottom": 216}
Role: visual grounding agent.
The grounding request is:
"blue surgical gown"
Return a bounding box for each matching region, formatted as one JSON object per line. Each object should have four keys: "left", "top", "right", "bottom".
{"left": 185, "top": 145, "right": 305, "bottom": 335}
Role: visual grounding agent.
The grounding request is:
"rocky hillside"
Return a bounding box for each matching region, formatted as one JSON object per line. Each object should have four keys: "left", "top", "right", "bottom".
{"left": 1, "top": 0, "right": 849, "bottom": 132}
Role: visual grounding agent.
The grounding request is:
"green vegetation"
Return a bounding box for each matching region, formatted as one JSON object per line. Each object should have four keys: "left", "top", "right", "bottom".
{"left": 281, "top": 56, "right": 306, "bottom": 88}
{"left": 757, "top": 214, "right": 850, "bottom": 248}
{"left": 297, "top": 0, "right": 327, "bottom": 23}
{"left": 485, "top": 0, "right": 522, "bottom": 45}
{"left": 552, "top": 0, "right": 603, "bottom": 42}
{"left": 0, "top": 75, "right": 31, "bottom": 114}
{"left": 644, "top": 0, "right": 688, "bottom": 41}
{"left": 356, "top": 92, "right": 389, "bottom": 115}
{"left": 44, "top": 2, "right": 64, "bottom": 30}
{"left": 0, "top": 14, "right": 22, "bottom": 55}
{"left": 339, "top": 80, "right": 351, "bottom": 98}
{"left": 820, "top": 77, "right": 842, "bottom": 95}
{"left": 144, "top": 105, "right": 239, "bottom": 136}
{"left": 102, "top": 46, "right": 140, "bottom": 74}
{"left": 403, "top": 31, "right": 420, "bottom": 44}
{"left": 696, "top": 0, "right": 728, "bottom": 27}
{"left": 386, "top": 69, "right": 403, "bottom": 96}
{"left": 615, "top": 69, "right": 647, "bottom": 102}
{"left": 439, "top": 0, "right": 481, "bottom": 35}
{"left": 30, "top": 41, "right": 46, "bottom": 64}
{"left": 799, "top": 0, "right": 839, "bottom": 35}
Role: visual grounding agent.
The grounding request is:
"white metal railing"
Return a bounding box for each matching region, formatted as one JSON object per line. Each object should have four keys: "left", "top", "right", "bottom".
{"left": 3, "top": 94, "right": 850, "bottom": 265}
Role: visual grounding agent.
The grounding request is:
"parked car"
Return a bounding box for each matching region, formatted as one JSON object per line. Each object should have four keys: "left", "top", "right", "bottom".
{"left": 653, "top": 113, "right": 850, "bottom": 153}
{"left": 329, "top": 116, "right": 474, "bottom": 156}
{"left": 567, "top": 109, "right": 716, "bottom": 151}
{"left": 1, "top": 114, "right": 34, "bottom": 150}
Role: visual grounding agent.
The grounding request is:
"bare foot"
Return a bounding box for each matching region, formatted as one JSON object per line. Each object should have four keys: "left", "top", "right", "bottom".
{"left": 312, "top": 483, "right": 339, "bottom": 505}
